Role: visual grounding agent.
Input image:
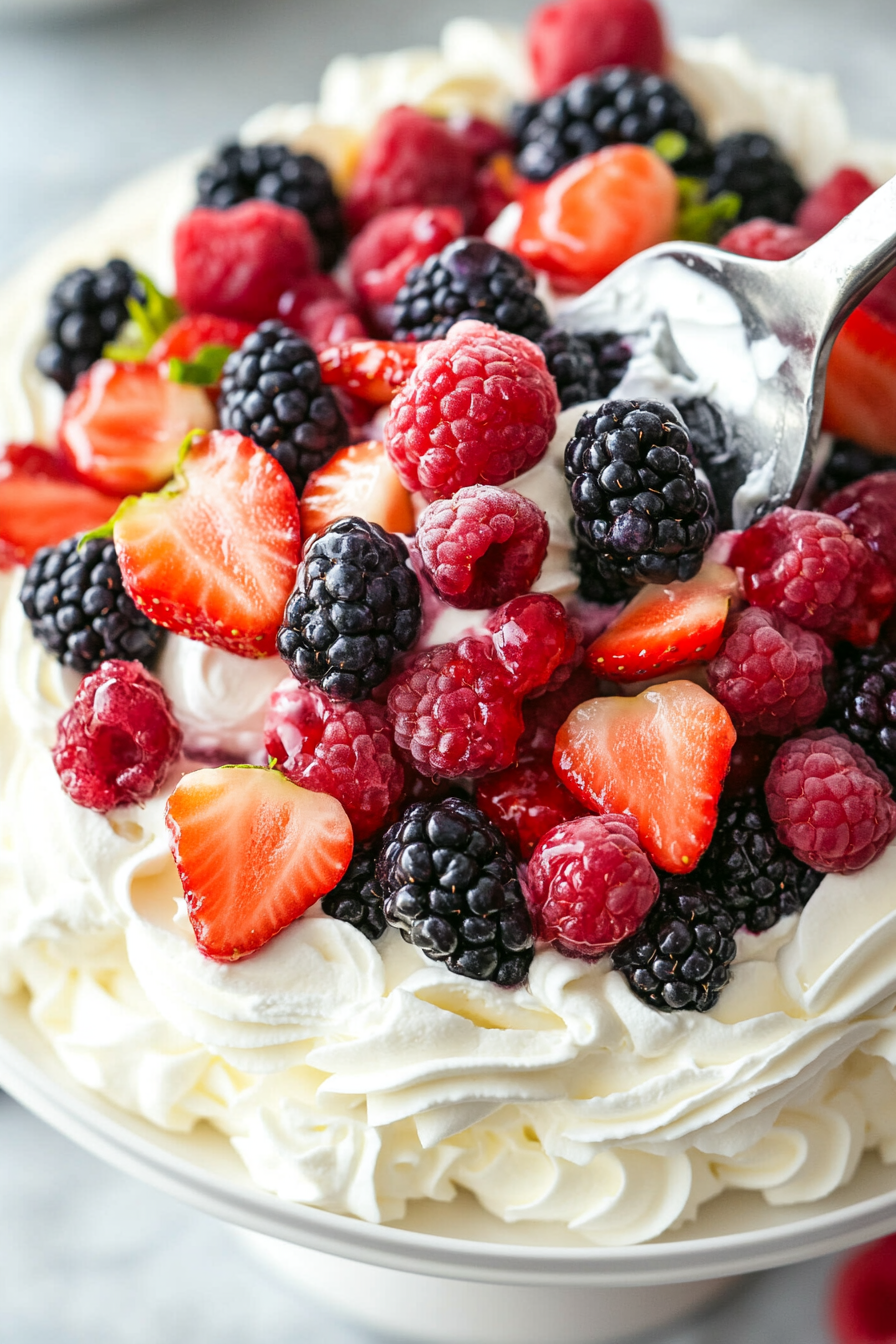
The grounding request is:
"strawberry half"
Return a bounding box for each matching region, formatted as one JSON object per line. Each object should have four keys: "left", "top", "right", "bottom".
{"left": 146, "top": 313, "right": 255, "bottom": 366}
{"left": 554, "top": 680, "right": 735, "bottom": 872}
{"left": 166, "top": 765, "right": 353, "bottom": 961}
{"left": 318, "top": 339, "right": 419, "bottom": 404}
{"left": 0, "top": 444, "right": 121, "bottom": 567}
{"left": 113, "top": 428, "right": 301, "bottom": 657}
{"left": 300, "top": 439, "right": 414, "bottom": 539}
{"left": 823, "top": 306, "right": 896, "bottom": 454}
{"left": 585, "top": 562, "right": 738, "bottom": 681}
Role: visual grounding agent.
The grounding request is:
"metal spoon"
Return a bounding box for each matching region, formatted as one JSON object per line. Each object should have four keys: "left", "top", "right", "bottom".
{"left": 556, "top": 173, "right": 896, "bottom": 528}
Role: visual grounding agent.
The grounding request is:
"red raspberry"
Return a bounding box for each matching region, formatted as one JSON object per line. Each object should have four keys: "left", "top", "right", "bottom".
{"left": 174, "top": 200, "right": 318, "bottom": 324}
{"left": 476, "top": 755, "right": 586, "bottom": 858}
{"left": 707, "top": 607, "right": 831, "bottom": 738}
{"left": 730, "top": 507, "right": 896, "bottom": 647}
{"left": 264, "top": 680, "right": 405, "bottom": 841}
{"left": 488, "top": 592, "right": 580, "bottom": 697}
{"left": 384, "top": 320, "right": 559, "bottom": 500}
{"left": 386, "top": 637, "right": 523, "bottom": 779}
{"left": 277, "top": 275, "right": 367, "bottom": 347}
{"left": 526, "top": 814, "right": 660, "bottom": 957}
{"left": 52, "top": 660, "right": 182, "bottom": 813}
{"left": 796, "top": 167, "right": 875, "bottom": 240}
{"left": 348, "top": 206, "right": 465, "bottom": 326}
{"left": 416, "top": 486, "right": 549, "bottom": 609}
{"left": 823, "top": 471, "right": 896, "bottom": 574}
{"left": 527, "top": 0, "right": 667, "bottom": 99}
{"left": 719, "top": 218, "right": 812, "bottom": 262}
{"left": 721, "top": 734, "right": 781, "bottom": 800}
{"left": 830, "top": 1234, "right": 896, "bottom": 1344}
{"left": 765, "top": 728, "right": 896, "bottom": 873}
{"left": 445, "top": 115, "right": 515, "bottom": 164}
{"left": 517, "top": 663, "right": 602, "bottom": 759}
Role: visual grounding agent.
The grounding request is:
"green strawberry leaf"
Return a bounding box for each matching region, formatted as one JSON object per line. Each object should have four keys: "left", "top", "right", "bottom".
{"left": 675, "top": 179, "right": 741, "bottom": 244}
{"left": 167, "top": 344, "right": 233, "bottom": 386}
{"left": 103, "top": 272, "right": 182, "bottom": 363}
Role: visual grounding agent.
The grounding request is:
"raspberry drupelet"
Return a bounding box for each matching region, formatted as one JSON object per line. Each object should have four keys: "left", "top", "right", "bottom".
{"left": 707, "top": 606, "right": 831, "bottom": 738}
{"left": 416, "top": 486, "right": 549, "bottom": 609}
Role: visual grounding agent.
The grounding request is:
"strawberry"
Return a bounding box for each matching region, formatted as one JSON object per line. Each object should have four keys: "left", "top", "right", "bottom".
{"left": 0, "top": 444, "right": 121, "bottom": 568}
{"left": 59, "top": 360, "right": 217, "bottom": 495}
{"left": 146, "top": 313, "right": 255, "bottom": 365}
{"left": 112, "top": 428, "right": 301, "bottom": 657}
{"left": 347, "top": 205, "right": 465, "bottom": 325}
{"left": 585, "top": 562, "right": 738, "bottom": 681}
{"left": 823, "top": 306, "right": 896, "bottom": 454}
{"left": 527, "top": 0, "right": 667, "bottom": 98}
{"left": 554, "top": 679, "right": 736, "bottom": 872}
{"left": 318, "top": 339, "right": 419, "bottom": 404}
{"left": 166, "top": 764, "right": 353, "bottom": 961}
{"left": 300, "top": 440, "right": 414, "bottom": 538}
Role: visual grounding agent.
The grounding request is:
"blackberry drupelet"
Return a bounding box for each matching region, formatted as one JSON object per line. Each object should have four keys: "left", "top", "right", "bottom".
{"left": 538, "top": 328, "right": 632, "bottom": 409}
{"left": 513, "top": 67, "right": 712, "bottom": 183}
{"left": 36, "top": 260, "right": 141, "bottom": 393}
{"left": 706, "top": 133, "right": 805, "bottom": 225}
{"left": 219, "top": 321, "right": 349, "bottom": 497}
{"left": 825, "top": 642, "right": 896, "bottom": 785}
{"left": 611, "top": 876, "right": 738, "bottom": 1012}
{"left": 376, "top": 796, "right": 534, "bottom": 986}
{"left": 196, "top": 142, "right": 345, "bottom": 269}
{"left": 815, "top": 439, "right": 896, "bottom": 501}
{"left": 277, "top": 517, "right": 422, "bottom": 701}
{"left": 20, "top": 534, "right": 164, "bottom": 675}
{"left": 676, "top": 395, "right": 741, "bottom": 531}
{"left": 321, "top": 844, "right": 387, "bottom": 940}
{"left": 565, "top": 398, "right": 717, "bottom": 587}
{"left": 390, "top": 238, "right": 549, "bottom": 343}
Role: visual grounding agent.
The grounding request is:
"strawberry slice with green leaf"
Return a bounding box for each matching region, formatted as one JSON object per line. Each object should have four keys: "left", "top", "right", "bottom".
{"left": 0, "top": 444, "right": 121, "bottom": 568}
{"left": 300, "top": 439, "right": 414, "bottom": 538}
{"left": 146, "top": 312, "right": 254, "bottom": 367}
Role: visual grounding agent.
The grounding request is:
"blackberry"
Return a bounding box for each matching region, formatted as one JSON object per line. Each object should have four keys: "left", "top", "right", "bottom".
{"left": 538, "top": 328, "right": 632, "bottom": 409}
{"left": 698, "top": 788, "right": 822, "bottom": 933}
{"left": 676, "top": 395, "right": 741, "bottom": 531}
{"left": 376, "top": 796, "right": 534, "bottom": 986}
{"left": 573, "top": 539, "right": 639, "bottom": 605}
{"left": 391, "top": 239, "right": 549, "bottom": 343}
{"left": 815, "top": 439, "right": 896, "bottom": 501}
{"left": 20, "top": 535, "right": 164, "bottom": 675}
{"left": 513, "top": 68, "right": 712, "bottom": 183}
{"left": 277, "top": 517, "right": 422, "bottom": 701}
{"left": 219, "top": 321, "right": 349, "bottom": 497}
{"left": 321, "top": 844, "right": 387, "bottom": 941}
{"left": 706, "top": 133, "right": 805, "bottom": 226}
{"left": 611, "top": 876, "right": 738, "bottom": 1012}
{"left": 197, "top": 142, "right": 345, "bottom": 269}
{"left": 565, "top": 398, "right": 717, "bottom": 587}
{"left": 824, "top": 642, "right": 896, "bottom": 785}
{"left": 36, "top": 260, "right": 141, "bottom": 393}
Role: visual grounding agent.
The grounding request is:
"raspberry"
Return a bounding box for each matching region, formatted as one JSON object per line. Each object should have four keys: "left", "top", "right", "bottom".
{"left": 476, "top": 756, "right": 586, "bottom": 859}
{"left": 730, "top": 507, "right": 896, "bottom": 647}
{"left": 516, "top": 663, "right": 602, "bottom": 759}
{"left": 765, "top": 728, "right": 896, "bottom": 873}
{"left": 384, "top": 320, "right": 558, "bottom": 500}
{"left": 831, "top": 1234, "right": 896, "bottom": 1344}
{"left": 348, "top": 206, "right": 465, "bottom": 326}
{"left": 416, "top": 486, "right": 549, "bottom": 609}
{"left": 52, "top": 660, "right": 182, "bottom": 813}
{"left": 526, "top": 0, "right": 667, "bottom": 98}
{"left": 707, "top": 607, "right": 831, "bottom": 738}
{"left": 264, "top": 680, "right": 405, "bottom": 842}
{"left": 796, "top": 167, "right": 875, "bottom": 240}
{"left": 719, "top": 218, "right": 812, "bottom": 262}
{"left": 823, "top": 472, "right": 896, "bottom": 575}
{"left": 527, "top": 814, "right": 659, "bottom": 957}
{"left": 488, "top": 592, "right": 580, "bottom": 697}
{"left": 277, "top": 277, "right": 367, "bottom": 347}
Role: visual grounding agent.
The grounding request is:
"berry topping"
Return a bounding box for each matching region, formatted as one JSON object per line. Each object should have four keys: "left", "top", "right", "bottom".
{"left": 554, "top": 679, "right": 736, "bottom": 873}
{"left": 166, "top": 764, "right": 353, "bottom": 961}
{"left": 706, "top": 134, "right": 804, "bottom": 225}
{"left": 706, "top": 606, "right": 831, "bottom": 738}
{"left": 376, "top": 796, "right": 534, "bottom": 986}
{"left": 719, "top": 217, "right": 811, "bottom": 262}
{"left": 37, "top": 260, "right": 142, "bottom": 393}
{"left": 348, "top": 206, "right": 465, "bottom": 325}
{"left": 823, "top": 641, "right": 896, "bottom": 786}
{"left": 52, "top": 659, "right": 182, "bottom": 813}
{"left": 300, "top": 439, "right": 414, "bottom": 539}
{"left": 384, "top": 320, "right": 558, "bottom": 500}
{"left": 765, "top": 728, "right": 896, "bottom": 873}
{"left": 537, "top": 327, "right": 631, "bottom": 409}
{"left": 488, "top": 592, "right": 579, "bottom": 697}
{"left": 145, "top": 312, "right": 254, "bottom": 368}
{"left": 278, "top": 517, "right": 422, "bottom": 700}
{"left": 675, "top": 396, "right": 742, "bottom": 532}
{"left": 526, "top": 0, "right": 667, "bottom": 98}
{"left": 416, "top": 486, "right": 549, "bottom": 610}
{"left": 823, "top": 471, "right": 896, "bottom": 575}
{"left": 276, "top": 273, "right": 366, "bottom": 347}
{"left": 475, "top": 755, "right": 586, "bottom": 859}
{"left": 112, "top": 429, "right": 301, "bottom": 658}
{"left": 391, "top": 239, "right": 549, "bottom": 344}
{"left": 318, "top": 339, "right": 419, "bottom": 405}
{"left": 830, "top": 1234, "right": 896, "bottom": 1344}
{"left": 0, "top": 445, "right": 121, "bottom": 569}
{"left": 527, "top": 813, "right": 659, "bottom": 957}
{"left": 321, "top": 843, "right": 387, "bottom": 941}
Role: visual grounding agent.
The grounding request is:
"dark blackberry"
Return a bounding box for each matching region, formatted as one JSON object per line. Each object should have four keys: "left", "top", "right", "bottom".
{"left": 676, "top": 395, "right": 742, "bottom": 531}
{"left": 321, "top": 844, "right": 387, "bottom": 941}
{"left": 573, "top": 539, "right": 639, "bottom": 605}
{"left": 219, "top": 321, "right": 349, "bottom": 497}
{"left": 698, "top": 787, "right": 822, "bottom": 934}
{"left": 277, "top": 517, "right": 422, "bottom": 701}
{"left": 824, "top": 642, "right": 896, "bottom": 785}
{"left": 376, "top": 796, "right": 534, "bottom": 986}
{"left": 814, "top": 439, "right": 896, "bottom": 501}
{"left": 19, "top": 534, "right": 164, "bottom": 675}
{"left": 36, "top": 260, "right": 141, "bottom": 393}
{"left": 513, "top": 68, "right": 712, "bottom": 183}
{"left": 706, "top": 133, "right": 805, "bottom": 226}
{"left": 611, "top": 876, "right": 737, "bottom": 1012}
{"left": 197, "top": 142, "right": 345, "bottom": 270}
{"left": 538, "top": 328, "right": 632, "bottom": 409}
{"left": 565, "top": 398, "right": 717, "bottom": 587}
{"left": 391, "top": 239, "right": 549, "bottom": 343}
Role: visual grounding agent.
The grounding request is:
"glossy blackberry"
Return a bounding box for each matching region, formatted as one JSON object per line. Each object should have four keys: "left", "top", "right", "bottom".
{"left": 611, "top": 876, "right": 738, "bottom": 1012}
{"left": 196, "top": 142, "right": 345, "bottom": 269}
{"left": 19, "top": 535, "right": 164, "bottom": 675}
{"left": 376, "top": 796, "right": 534, "bottom": 986}
{"left": 391, "top": 239, "right": 549, "bottom": 343}
{"left": 573, "top": 539, "right": 639, "bottom": 605}
{"left": 706, "top": 133, "right": 805, "bottom": 225}
{"left": 321, "top": 844, "right": 387, "bottom": 941}
{"left": 219, "top": 321, "right": 349, "bottom": 496}
{"left": 538, "top": 328, "right": 631, "bottom": 409}
{"left": 513, "top": 67, "right": 712, "bottom": 183}
{"left": 698, "top": 787, "right": 822, "bottom": 934}
{"left": 824, "top": 642, "right": 896, "bottom": 785}
{"left": 565, "top": 398, "right": 717, "bottom": 587}
{"left": 277, "top": 517, "right": 422, "bottom": 701}
{"left": 815, "top": 439, "right": 896, "bottom": 501}
{"left": 676, "top": 395, "right": 741, "bottom": 531}
{"left": 36, "top": 260, "right": 140, "bottom": 393}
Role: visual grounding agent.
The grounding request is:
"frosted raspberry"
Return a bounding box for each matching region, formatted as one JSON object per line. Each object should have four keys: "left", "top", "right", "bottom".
{"left": 416, "top": 486, "right": 549, "bottom": 609}
{"left": 488, "top": 592, "right": 580, "bottom": 697}
{"left": 265, "top": 680, "right": 405, "bottom": 841}
{"left": 765, "top": 728, "right": 896, "bottom": 873}
{"left": 348, "top": 205, "right": 465, "bottom": 321}
{"left": 823, "top": 471, "right": 896, "bottom": 575}
{"left": 526, "top": 814, "right": 660, "bottom": 957}
{"left": 52, "top": 659, "right": 182, "bottom": 813}
{"left": 475, "top": 755, "right": 586, "bottom": 859}
{"left": 719, "top": 219, "right": 812, "bottom": 262}
{"left": 707, "top": 607, "right": 831, "bottom": 737}
{"left": 383, "top": 320, "right": 559, "bottom": 500}
{"left": 730, "top": 507, "right": 896, "bottom": 647}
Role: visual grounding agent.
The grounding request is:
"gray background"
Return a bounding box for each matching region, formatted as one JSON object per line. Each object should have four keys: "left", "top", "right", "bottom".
{"left": 1, "top": 0, "right": 895, "bottom": 1338}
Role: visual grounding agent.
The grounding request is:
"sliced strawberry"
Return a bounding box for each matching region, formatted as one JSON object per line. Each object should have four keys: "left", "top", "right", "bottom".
{"left": 113, "top": 428, "right": 301, "bottom": 657}
{"left": 59, "top": 360, "right": 217, "bottom": 495}
{"left": 0, "top": 444, "right": 121, "bottom": 567}
{"left": 146, "top": 313, "right": 255, "bottom": 365}
{"left": 318, "top": 339, "right": 419, "bottom": 404}
{"left": 300, "top": 440, "right": 414, "bottom": 538}
{"left": 585, "top": 563, "right": 738, "bottom": 682}
{"left": 553, "top": 679, "right": 735, "bottom": 873}
{"left": 166, "top": 765, "right": 353, "bottom": 961}
{"left": 823, "top": 306, "right": 896, "bottom": 454}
